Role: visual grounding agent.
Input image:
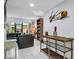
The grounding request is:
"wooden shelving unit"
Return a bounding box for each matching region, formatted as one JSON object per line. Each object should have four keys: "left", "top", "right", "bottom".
{"left": 37, "top": 18, "right": 43, "bottom": 42}
{"left": 40, "top": 34, "right": 73, "bottom": 59}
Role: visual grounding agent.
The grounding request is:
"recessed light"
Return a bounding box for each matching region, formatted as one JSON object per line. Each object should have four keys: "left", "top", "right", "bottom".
{"left": 30, "top": 3, "right": 35, "bottom": 7}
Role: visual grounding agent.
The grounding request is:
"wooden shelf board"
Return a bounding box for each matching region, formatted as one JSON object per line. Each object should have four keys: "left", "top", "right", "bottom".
{"left": 41, "top": 48, "right": 67, "bottom": 59}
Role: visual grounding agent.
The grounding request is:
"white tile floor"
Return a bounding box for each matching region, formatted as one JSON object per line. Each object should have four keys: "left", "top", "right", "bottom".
{"left": 17, "top": 39, "right": 49, "bottom": 59}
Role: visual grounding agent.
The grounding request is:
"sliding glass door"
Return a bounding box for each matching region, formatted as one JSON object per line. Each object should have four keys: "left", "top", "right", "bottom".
{"left": 23, "top": 24, "right": 29, "bottom": 33}
{"left": 8, "top": 22, "right": 32, "bottom": 34}
{"left": 16, "top": 24, "right": 22, "bottom": 33}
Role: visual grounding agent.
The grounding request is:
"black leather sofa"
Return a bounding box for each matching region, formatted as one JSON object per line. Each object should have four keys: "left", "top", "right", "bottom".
{"left": 17, "top": 34, "right": 34, "bottom": 49}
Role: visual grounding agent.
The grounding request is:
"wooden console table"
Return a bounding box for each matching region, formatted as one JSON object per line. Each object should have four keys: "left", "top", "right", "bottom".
{"left": 40, "top": 35, "right": 73, "bottom": 59}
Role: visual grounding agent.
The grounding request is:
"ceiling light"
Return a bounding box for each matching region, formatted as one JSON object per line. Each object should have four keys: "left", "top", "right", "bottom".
{"left": 30, "top": 3, "right": 34, "bottom": 7}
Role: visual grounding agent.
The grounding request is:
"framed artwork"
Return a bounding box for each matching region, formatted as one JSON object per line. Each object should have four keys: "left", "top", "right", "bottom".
{"left": 49, "top": 9, "right": 68, "bottom": 22}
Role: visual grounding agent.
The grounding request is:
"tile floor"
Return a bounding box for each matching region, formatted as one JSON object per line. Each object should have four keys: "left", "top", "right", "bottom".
{"left": 6, "top": 39, "right": 71, "bottom": 59}
{"left": 17, "top": 39, "right": 49, "bottom": 59}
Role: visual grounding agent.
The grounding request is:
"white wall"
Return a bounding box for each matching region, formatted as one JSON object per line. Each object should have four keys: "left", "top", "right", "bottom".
{"left": 43, "top": 0, "right": 74, "bottom": 38}
{"left": 43, "top": 0, "right": 74, "bottom": 58}
{"left": 7, "top": 17, "right": 33, "bottom": 25}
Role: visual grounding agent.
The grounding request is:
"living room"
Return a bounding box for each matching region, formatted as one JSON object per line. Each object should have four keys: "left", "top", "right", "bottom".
{"left": 4, "top": 0, "right": 74, "bottom": 59}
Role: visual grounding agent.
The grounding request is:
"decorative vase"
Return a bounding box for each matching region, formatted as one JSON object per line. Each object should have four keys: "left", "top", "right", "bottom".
{"left": 53, "top": 26, "right": 57, "bottom": 36}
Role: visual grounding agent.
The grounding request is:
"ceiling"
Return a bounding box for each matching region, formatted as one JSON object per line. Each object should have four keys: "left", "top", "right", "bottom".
{"left": 6, "top": 0, "right": 64, "bottom": 19}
